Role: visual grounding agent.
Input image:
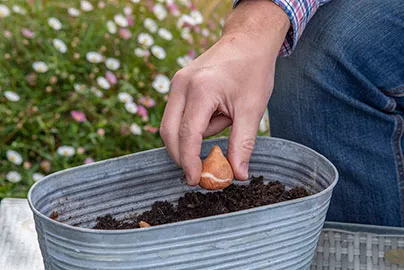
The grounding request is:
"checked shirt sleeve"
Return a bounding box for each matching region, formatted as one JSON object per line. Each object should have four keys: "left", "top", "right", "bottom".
{"left": 233, "top": 0, "right": 332, "bottom": 56}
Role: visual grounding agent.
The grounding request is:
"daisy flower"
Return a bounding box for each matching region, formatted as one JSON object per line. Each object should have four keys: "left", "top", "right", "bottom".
{"left": 125, "top": 102, "right": 138, "bottom": 114}
{"left": 57, "top": 146, "right": 75, "bottom": 157}
{"left": 86, "top": 52, "right": 103, "bottom": 63}
{"left": 106, "top": 20, "right": 117, "bottom": 34}
{"left": 144, "top": 18, "right": 157, "bottom": 33}
{"left": 134, "top": 48, "right": 149, "bottom": 57}
{"left": 81, "top": 0, "right": 93, "bottom": 12}
{"left": 138, "top": 33, "right": 154, "bottom": 47}
{"left": 32, "top": 61, "right": 49, "bottom": 73}
{"left": 158, "top": 28, "right": 173, "bottom": 40}
{"left": 105, "top": 58, "right": 120, "bottom": 70}
{"left": 152, "top": 74, "right": 170, "bottom": 93}
{"left": 0, "top": 5, "right": 10, "bottom": 18}
{"left": 68, "top": 7, "right": 80, "bottom": 17}
{"left": 52, "top": 39, "right": 67, "bottom": 53}
{"left": 6, "top": 171, "right": 21, "bottom": 183}
{"left": 33, "top": 173, "right": 45, "bottom": 182}
{"left": 48, "top": 17, "right": 62, "bottom": 30}
{"left": 130, "top": 123, "right": 142, "bottom": 135}
{"left": 114, "top": 14, "right": 128, "bottom": 28}
{"left": 118, "top": 92, "right": 133, "bottom": 103}
{"left": 4, "top": 91, "right": 20, "bottom": 102}
{"left": 6, "top": 150, "right": 23, "bottom": 165}
{"left": 153, "top": 4, "right": 167, "bottom": 21}
{"left": 151, "top": 45, "right": 166, "bottom": 60}
{"left": 97, "top": 76, "right": 111, "bottom": 89}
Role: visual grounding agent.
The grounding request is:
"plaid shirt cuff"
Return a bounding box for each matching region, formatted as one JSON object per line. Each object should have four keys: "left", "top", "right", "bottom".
{"left": 233, "top": 0, "right": 329, "bottom": 56}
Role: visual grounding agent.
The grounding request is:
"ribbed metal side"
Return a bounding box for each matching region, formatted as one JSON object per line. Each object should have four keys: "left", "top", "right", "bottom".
{"left": 28, "top": 137, "right": 338, "bottom": 270}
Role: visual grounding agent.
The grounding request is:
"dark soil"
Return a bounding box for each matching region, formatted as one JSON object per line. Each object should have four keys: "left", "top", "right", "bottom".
{"left": 92, "top": 176, "right": 311, "bottom": 230}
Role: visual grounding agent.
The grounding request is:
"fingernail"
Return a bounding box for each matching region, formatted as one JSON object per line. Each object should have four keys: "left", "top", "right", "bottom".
{"left": 186, "top": 173, "right": 194, "bottom": 186}
{"left": 240, "top": 162, "right": 249, "bottom": 179}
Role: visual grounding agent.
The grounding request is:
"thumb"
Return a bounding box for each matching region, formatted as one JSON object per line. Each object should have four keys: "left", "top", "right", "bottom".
{"left": 227, "top": 110, "right": 262, "bottom": 180}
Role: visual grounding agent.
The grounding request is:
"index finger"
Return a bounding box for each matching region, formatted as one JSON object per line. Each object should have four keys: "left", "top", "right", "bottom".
{"left": 179, "top": 92, "right": 218, "bottom": 186}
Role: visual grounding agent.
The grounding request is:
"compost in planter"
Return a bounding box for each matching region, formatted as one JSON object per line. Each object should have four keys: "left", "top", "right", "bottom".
{"left": 91, "top": 175, "right": 311, "bottom": 230}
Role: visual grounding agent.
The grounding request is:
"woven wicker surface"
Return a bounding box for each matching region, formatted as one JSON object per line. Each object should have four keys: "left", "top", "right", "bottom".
{"left": 1, "top": 199, "right": 404, "bottom": 270}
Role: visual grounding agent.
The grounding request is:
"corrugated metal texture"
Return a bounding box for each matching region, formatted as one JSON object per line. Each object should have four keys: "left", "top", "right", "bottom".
{"left": 28, "top": 137, "right": 338, "bottom": 270}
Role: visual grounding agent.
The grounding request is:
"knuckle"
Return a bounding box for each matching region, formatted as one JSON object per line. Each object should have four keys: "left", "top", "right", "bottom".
{"left": 159, "top": 123, "right": 171, "bottom": 141}
{"left": 230, "top": 137, "right": 256, "bottom": 155}
{"left": 178, "top": 121, "right": 194, "bottom": 141}
{"left": 171, "top": 69, "right": 189, "bottom": 86}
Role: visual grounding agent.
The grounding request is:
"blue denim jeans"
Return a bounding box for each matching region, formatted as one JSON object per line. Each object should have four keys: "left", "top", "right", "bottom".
{"left": 269, "top": 0, "right": 404, "bottom": 226}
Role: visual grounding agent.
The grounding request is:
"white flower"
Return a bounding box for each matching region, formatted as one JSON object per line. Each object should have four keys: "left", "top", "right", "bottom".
{"left": 33, "top": 173, "right": 45, "bottom": 182}
{"left": 190, "top": 10, "right": 203, "bottom": 25}
{"left": 151, "top": 45, "right": 166, "bottom": 60}
{"left": 134, "top": 48, "right": 149, "bottom": 57}
{"left": 123, "top": 6, "right": 132, "bottom": 15}
{"left": 105, "top": 57, "right": 120, "bottom": 71}
{"left": 6, "top": 171, "right": 21, "bottom": 183}
{"left": 153, "top": 4, "right": 167, "bottom": 21}
{"left": 107, "top": 20, "right": 117, "bottom": 34}
{"left": 74, "top": 83, "right": 86, "bottom": 93}
{"left": 181, "top": 28, "right": 192, "bottom": 40}
{"left": 118, "top": 92, "right": 133, "bottom": 103}
{"left": 4, "top": 91, "right": 20, "bottom": 102}
{"left": 81, "top": 0, "right": 93, "bottom": 12}
{"left": 52, "top": 39, "right": 67, "bottom": 53}
{"left": 177, "top": 14, "right": 195, "bottom": 28}
{"left": 125, "top": 102, "right": 138, "bottom": 114}
{"left": 177, "top": 55, "right": 193, "bottom": 67}
{"left": 12, "top": 5, "right": 26, "bottom": 15}
{"left": 68, "top": 7, "right": 80, "bottom": 17}
{"left": 6, "top": 150, "right": 23, "bottom": 165}
{"left": 201, "top": 28, "right": 210, "bottom": 37}
{"left": 130, "top": 123, "right": 142, "bottom": 135}
{"left": 48, "top": 17, "right": 62, "bottom": 30}
{"left": 144, "top": 18, "right": 157, "bottom": 33}
{"left": 138, "top": 33, "right": 154, "bottom": 47}
{"left": 97, "top": 76, "right": 111, "bottom": 90}
{"left": 91, "top": 87, "right": 103, "bottom": 97}
{"left": 0, "top": 4, "right": 10, "bottom": 18}
{"left": 86, "top": 52, "right": 103, "bottom": 63}
{"left": 178, "top": 0, "right": 191, "bottom": 6}
{"left": 152, "top": 74, "right": 170, "bottom": 93}
{"left": 57, "top": 146, "right": 75, "bottom": 157}
{"left": 131, "top": 0, "right": 140, "bottom": 3}
{"left": 158, "top": 28, "right": 173, "bottom": 40}
{"left": 33, "top": 61, "right": 49, "bottom": 73}
{"left": 114, "top": 14, "right": 128, "bottom": 28}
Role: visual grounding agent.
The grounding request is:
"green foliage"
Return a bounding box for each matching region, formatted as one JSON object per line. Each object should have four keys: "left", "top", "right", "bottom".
{"left": 0, "top": 0, "right": 225, "bottom": 198}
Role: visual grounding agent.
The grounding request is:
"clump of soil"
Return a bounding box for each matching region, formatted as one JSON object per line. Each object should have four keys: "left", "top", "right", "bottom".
{"left": 92, "top": 176, "right": 311, "bottom": 230}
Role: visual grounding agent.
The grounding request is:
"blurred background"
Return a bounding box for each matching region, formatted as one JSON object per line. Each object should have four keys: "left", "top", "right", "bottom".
{"left": 0, "top": 0, "right": 267, "bottom": 199}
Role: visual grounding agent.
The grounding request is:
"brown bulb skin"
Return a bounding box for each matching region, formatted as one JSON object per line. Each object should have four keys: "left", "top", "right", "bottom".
{"left": 199, "top": 145, "right": 234, "bottom": 190}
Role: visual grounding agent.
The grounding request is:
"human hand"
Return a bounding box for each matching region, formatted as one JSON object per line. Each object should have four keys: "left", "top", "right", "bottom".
{"left": 160, "top": 0, "right": 290, "bottom": 186}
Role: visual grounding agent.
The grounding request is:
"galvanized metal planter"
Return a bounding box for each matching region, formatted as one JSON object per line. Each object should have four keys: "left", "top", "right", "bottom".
{"left": 28, "top": 137, "right": 338, "bottom": 270}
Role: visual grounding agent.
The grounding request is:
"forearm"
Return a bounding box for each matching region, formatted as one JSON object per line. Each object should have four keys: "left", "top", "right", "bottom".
{"left": 221, "top": 0, "right": 290, "bottom": 59}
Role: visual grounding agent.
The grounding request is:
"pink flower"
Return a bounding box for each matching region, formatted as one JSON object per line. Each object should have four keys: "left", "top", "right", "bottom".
{"left": 167, "top": 3, "right": 180, "bottom": 16}
{"left": 77, "top": 147, "right": 85, "bottom": 154}
{"left": 188, "top": 49, "right": 196, "bottom": 59}
{"left": 119, "top": 28, "right": 131, "bottom": 40}
{"left": 71, "top": 111, "right": 87, "bottom": 122}
{"left": 97, "top": 128, "right": 105, "bottom": 136}
{"left": 105, "top": 71, "right": 117, "bottom": 85}
{"left": 127, "top": 16, "right": 134, "bottom": 27}
{"left": 21, "top": 28, "right": 35, "bottom": 39}
{"left": 139, "top": 96, "right": 156, "bottom": 108}
{"left": 84, "top": 157, "right": 94, "bottom": 164}
{"left": 137, "top": 105, "right": 148, "bottom": 119}
{"left": 3, "top": 31, "right": 11, "bottom": 38}
{"left": 144, "top": 125, "right": 158, "bottom": 133}
{"left": 146, "top": 0, "right": 154, "bottom": 11}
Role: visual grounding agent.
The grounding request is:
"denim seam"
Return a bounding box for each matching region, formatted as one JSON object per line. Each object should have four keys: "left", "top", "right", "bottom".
{"left": 392, "top": 115, "right": 404, "bottom": 225}
{"left": 383, "top": 85, "right": 404, "bottom": 96}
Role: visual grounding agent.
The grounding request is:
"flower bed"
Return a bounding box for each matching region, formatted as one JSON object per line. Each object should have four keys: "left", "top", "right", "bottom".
{"left": 0, "top": 0, "right": 229, "bottom": 198}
